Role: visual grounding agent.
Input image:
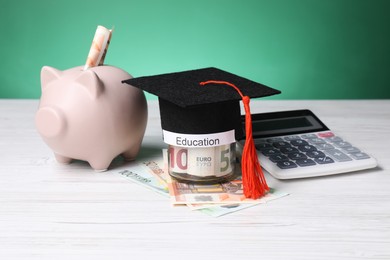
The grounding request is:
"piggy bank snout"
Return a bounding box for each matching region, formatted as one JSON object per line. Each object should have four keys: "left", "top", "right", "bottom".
{"left": 35, "top": 107, "right": 66, "bottom": 138}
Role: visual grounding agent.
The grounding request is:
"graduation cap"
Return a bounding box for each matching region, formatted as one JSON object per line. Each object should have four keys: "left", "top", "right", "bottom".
{"left": 123, "top": 67, "right": 281, "bottom": 199}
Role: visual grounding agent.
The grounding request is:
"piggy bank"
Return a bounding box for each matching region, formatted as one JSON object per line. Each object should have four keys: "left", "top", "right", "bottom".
{"left": 35, "top": 65, "right": 147, "bottom": 171}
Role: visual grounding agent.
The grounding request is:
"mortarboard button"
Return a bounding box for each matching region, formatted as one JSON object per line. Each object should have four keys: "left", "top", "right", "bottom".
{"left": 123, "top": 67, "right": 281, "bottom": 199}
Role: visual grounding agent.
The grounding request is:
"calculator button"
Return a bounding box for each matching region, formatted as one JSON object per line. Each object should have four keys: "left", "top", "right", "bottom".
{"left": 333, "top": 141, "right": 352, "bottom": 148}
{"left": 306, "top": 150, "right": 326, "bottom": 158}
{"left": 261, "top": 148, "right": 281, "bottom": 156}
{"left": 342, "top": 146, "right": 361, "bottom": 154}
{"left": 296, "top": 159, "right": 316, "bottom": 167}
{"left": 314, "top": 143, "right": 335, "bottom": 150}
{"left": 298, "top": 145, "right": 317, "bottom": 153}
{"left": 325, "top": 149, "right": 352, "bottom": 162}
{"left": 288, "top": 152, "right": 307, "bottom": 160}
{"left": 272, "top": 141, "right": 291, "bottom": 148}
{"left": 318, "top": 132, "right": 335, "bottom": 138}
{"left": 280, "top": 147, "right": 299, "bottom": 154}
{"left": 290, "top": 139, "right": 309, "bottom": 146}
{"left": 276, "top": 160, "right": 298, "bottom": 169}
{"left": 308, "top": 138, "right": 326, "bottom": 145}
{"left": 269, "top": 154, "right": 289, "bottom": 162}
{"left": 327, "top": 136, "right": 343, "bottom": 143}
{"left": 284, "top": 136, "right": 301, "bottom": 141}
{"left": 349, "top": 152, "right": 370, "bottom": 160}
{"left": 301, "top": 134, "right": 317, "bottom": 139}
{"left": 255, "top": 143, "right": 272, "bottom": 149}
{"left": 314, "top": 156, "right": 335, "bottom": 164}
{"left": 266, "top": 137, "right": 284, "bottom": 143}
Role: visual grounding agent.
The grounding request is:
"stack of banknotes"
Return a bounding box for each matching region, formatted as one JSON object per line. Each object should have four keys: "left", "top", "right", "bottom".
{"left": 118, "top": 152, "right": 288, "bottom": 217}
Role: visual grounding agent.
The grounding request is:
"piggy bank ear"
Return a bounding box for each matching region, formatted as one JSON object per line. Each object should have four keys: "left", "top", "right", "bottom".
{"left": 41, "top": 66, "right": 62, "bottom": 91}
{"left": 75, "top": 70, "right": 103, "bottom": 99}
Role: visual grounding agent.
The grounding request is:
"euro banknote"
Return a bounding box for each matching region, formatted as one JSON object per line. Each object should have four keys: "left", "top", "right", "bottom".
{"left": 117, "top": 163, "right": 169, "bottom": 197}
{"left": 187, "top": 189, "right": 289, "bottom": 217}
{"left": 140, "top": 157, "right": 289, "bottom": 206}
{"left": 120, "top": 158, "right": 288, "bottom": 217}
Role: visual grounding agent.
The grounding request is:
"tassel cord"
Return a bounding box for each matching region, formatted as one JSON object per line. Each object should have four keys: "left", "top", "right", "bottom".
{"left": 199, "top": 80, "right": 269, "bottom": 199}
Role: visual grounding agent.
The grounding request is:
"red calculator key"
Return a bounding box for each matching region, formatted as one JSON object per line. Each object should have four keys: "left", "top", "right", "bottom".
{"left": 318, "top": 132, "right": 335, "bottom": 138}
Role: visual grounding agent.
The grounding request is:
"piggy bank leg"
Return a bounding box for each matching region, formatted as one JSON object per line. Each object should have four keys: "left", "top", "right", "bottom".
{"left": 88, "top": 158, "right": 113, "bottom": 172}
{"left": 54, "top": 153, "right": 72, "bottom": 164}
{"left": 121, "top": 142, "right": 142, "bottom": 161}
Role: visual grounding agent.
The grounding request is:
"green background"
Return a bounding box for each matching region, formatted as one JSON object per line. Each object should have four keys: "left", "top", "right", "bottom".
{"left": 1, "top": 0, "right": 389, "bottom": 99}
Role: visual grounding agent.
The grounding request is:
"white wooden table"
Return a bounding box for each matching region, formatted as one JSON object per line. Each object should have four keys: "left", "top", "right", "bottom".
{"left": 1, "top": 99, "right": 389, "bottom": 260}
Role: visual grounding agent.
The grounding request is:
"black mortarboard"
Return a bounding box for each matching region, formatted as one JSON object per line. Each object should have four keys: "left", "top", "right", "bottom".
{"left": 122, "top": 67, "right": 280, "bottom": 140}
{"left": 123, "top": 67, "right": 281, "bottom": 199}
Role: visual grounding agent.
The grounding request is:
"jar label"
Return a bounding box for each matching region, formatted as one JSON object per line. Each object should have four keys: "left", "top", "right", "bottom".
{"left": 162, "top": 130, "right": 235, "bottom": 148}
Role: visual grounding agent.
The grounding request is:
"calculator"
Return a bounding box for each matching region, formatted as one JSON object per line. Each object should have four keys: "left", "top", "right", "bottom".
{"left": 240, "top": 109, "right": 377, "bottom": 179}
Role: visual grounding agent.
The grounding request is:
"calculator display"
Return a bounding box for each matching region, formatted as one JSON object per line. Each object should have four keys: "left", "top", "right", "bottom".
{"left": 248, "top": 110, "right": 329, "bottom": 138}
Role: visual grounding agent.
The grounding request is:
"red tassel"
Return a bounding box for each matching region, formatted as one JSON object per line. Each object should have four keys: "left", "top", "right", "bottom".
{"left": 200, "top": 81, "right": 269, "bottom": 199}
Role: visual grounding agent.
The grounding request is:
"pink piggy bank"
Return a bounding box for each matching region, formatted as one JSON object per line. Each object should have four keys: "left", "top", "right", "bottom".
{"left": 35, "top": 65, "right": 147, "bottom": 171}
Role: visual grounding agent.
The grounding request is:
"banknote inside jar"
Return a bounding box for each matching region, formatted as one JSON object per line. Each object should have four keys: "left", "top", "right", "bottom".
{"left": 167, "top": 143, "right": 237, "bottom": 184}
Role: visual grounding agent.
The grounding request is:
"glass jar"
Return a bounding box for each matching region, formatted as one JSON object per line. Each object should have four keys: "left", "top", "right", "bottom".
{"left": 167, "top": 142, "right": 236, "bottom": 184}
